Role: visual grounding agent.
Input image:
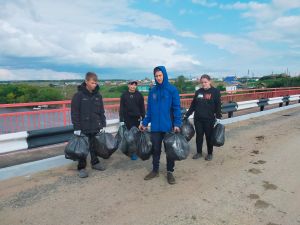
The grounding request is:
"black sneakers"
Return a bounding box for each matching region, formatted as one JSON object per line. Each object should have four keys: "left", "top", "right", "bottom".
{"left": 92, "top": 162, "right": 106, "bottom": 171}
{"left": 78, "top": 169, "right": 88, "bottom": 178}
{"left": 167, "top": 172, "right": 176, "bottom": 185}
{"left": 144, "top": 171, "right": 159, "bottom": 180}
{"left": 192, "top": 153, "right": 203, "bottom": 159}
{"left": 205, "top": 154, "right": 213, "bottom": 161}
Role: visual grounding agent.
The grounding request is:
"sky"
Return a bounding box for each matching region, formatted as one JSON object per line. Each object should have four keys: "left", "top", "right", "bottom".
{"left": 0, "top": 0, "right": 300, "bottom": 80}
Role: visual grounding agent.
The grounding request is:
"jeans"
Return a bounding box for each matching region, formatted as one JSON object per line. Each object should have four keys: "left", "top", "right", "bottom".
{"left": 151, "top": 132, "right": 175, "bottom": 172}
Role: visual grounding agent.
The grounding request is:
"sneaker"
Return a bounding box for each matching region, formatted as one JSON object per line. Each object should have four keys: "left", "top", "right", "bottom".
{"left": 78, "top": 169, "right": 88, "bottom": 178}
{"left": 167, "top": 172, "right": 176, "bottom": 185}
{"left": 131, "top": 153, "right": 138, "bottom": 161}
{"left": 192, "top": 153, "right": 202, "bottom": 159}
{"left": 205, "top": 154, "right": 213, "bottom": 161}
{"left": 92, "top": 162, "right": 106, "bottom": 171}
{"left": 144, "top": 171, "right": 159, "bottom": 180}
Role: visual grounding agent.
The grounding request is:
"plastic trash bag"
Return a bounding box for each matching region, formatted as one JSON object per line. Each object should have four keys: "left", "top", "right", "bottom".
{"left": 94, "top": 131, "right": 119, "bottom": 159}
{"left": 123, "top": 126, "right": 139, "bottom": 155}
{"left": 212, "top": 123, "right": 225, "bottom": 147}
{"left": 136, "top": 131, "right": 152, "bottom": 161}
{"left": 65, "top": 134, "right": 89, "bottom": 161}
{"left": 163, "top": 132, "right": 190, "bottom": 161}
{"left": 180, "top": 119, "right": 195, "bottom": 141}
{"left": 116, "top": 125, "right": 129, "bottom": 156}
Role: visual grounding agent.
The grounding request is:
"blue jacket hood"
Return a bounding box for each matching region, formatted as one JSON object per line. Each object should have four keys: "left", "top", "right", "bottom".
{"left": 154, "top": 66, "right": 169, "bottom": 87}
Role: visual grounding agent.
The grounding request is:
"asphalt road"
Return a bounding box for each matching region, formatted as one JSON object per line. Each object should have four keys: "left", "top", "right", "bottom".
{"left": 0, "top": 107, "right": 300, "bottom": 225}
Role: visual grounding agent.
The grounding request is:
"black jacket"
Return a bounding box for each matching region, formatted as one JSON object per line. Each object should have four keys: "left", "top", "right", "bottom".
{"left": 71, "top": 82, "right": 106, "bottom": 134}
{"left": 185, "top": 87, "right": 222, "bottom": 120}
{"left": 119, "top": 90, "right": 145, "bottom": 122}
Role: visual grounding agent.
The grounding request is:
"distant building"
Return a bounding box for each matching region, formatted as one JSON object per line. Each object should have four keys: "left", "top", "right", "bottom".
{"left": 138, "top": 85, "right": 151, "bottom": 93}
{"left": 225, "top": 85, "right": 237, "bottom": 92}
{"left": 223, "top": 76, "right": 238, "bottom": 84}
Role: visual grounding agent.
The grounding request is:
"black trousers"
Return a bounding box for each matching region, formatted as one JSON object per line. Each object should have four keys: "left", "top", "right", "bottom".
{"left": 78, "top": 133, "right": 99, "bottom": 170}
{"left": 151, "top": 132, "right": 175, "bottom": 172}
{"left": 194, "top": 119, "right": 215, "bottom": 155}
{"left": 124, "top": 115, "right": 140, "bottom": 130}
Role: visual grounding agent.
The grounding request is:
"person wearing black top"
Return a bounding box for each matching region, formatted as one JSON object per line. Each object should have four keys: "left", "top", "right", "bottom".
{"left": 119, "top": 80, "right": 145, "bottom": 160}
{"left": 184, "top": 74, "right": 222, "bottom": 161}
{"left": 71, "top": 72, "right": 107, "bottom": 178}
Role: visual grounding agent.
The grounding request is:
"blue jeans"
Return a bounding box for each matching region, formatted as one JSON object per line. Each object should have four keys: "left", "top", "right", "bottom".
{"left": 151, "top": 132, "right": 175, "bottom": 172}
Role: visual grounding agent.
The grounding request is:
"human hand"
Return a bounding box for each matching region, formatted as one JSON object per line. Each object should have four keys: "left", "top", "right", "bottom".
{"left": 174, "top": 126, "right": 180, "bottom": 133}
{"left": 139, "top": 124, "right": 146, "bottom": 131}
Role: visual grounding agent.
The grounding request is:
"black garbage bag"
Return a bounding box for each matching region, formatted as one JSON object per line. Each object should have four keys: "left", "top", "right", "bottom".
{"left": 180, "top": 119, "right": 195, "bottom": 141}
{"left": 94, "top": 131, "right": 119, "bottom": 159}
{"left": 116, "top": 125, "right": 129, "bottom": 156}
{"left": 212, "top": 123, "right": 225, "bottom": 147}
{"left": 163, "top": 132, "right": 190, "bottom": 161}
{"left": 125, "top": 126, "right": 139, "bottom": 155}
{"left": 65, "top": 134, "right": 89, "bottom": 161}
{"left": 136, "top": 131, "right": 152, "bottom": 161}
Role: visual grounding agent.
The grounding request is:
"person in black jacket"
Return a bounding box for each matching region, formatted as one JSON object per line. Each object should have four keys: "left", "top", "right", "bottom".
{"left": 71, "top": 72, "right": 106, "bottom": 178}
{"left": 184, "top": 74, "right": 222, "bottom": 161}
{"left": 119, "top": 80, "right": 145, "bottom": 160}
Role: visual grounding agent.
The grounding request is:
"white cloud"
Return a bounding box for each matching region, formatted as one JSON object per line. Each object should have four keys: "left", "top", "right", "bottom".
{"left": 192, "top": 0, "right": 217, "bottom": 7}
{"left": 202, "top": 33, "right": 268, "bottom": 57}
{"left": 0, "top": 68, "right": 82, "bottom": 80}
{"left": 0, "top": 0, "right": 199, "bottom": 75}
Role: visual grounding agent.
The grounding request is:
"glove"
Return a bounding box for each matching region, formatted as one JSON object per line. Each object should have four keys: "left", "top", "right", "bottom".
{"left": 120, "top": 122, "right": 125, "bottom": 126}
{"left": 100, "top": 128, "right": 105, "bottom": 133}
{"left": 74, "top": 130, "right": 81, "bottom": 136}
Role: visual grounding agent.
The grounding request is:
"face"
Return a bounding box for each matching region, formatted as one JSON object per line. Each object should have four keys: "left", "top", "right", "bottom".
{"left": 128, "top": 83, "right": 137, "bottom": 92}
{"left": 200, "top": 78, "right": 211, "bottom": 89}
{"left": 85, "top": 79, "right": 98, "bottom": 91}
{"left": 154, "top": 71, "right": 164, "bottom": 84}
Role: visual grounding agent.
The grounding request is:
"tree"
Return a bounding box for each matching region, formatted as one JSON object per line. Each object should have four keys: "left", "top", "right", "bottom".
{"left": 174, "top": 75, "right": 186, "bottom": 93}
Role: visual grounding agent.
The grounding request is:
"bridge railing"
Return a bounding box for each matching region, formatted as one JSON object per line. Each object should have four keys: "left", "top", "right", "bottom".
{"left": 1, "top": 87, "right": 300, "bottom": 134}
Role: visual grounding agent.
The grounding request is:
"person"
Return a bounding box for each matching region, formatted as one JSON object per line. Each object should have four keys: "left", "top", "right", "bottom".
{"left": 184, "top": 74, "right": 222, "bottom": 161}
{"left": 71, "top": 72, "right": 106, "bottom": 178}
{"left": 139, "top": 66, "right": 181, "bottom": 185}
{"left": 119, "top": 80, "right": 145, "bottom": 160}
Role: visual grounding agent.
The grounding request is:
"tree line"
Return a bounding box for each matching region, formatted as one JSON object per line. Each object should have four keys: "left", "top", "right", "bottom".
{"left": 0, "top": 84, "right": 63, "bottom": 104}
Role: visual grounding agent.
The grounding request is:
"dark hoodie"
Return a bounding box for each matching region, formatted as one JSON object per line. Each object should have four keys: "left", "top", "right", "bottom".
{"left": 185, "top": 87, "right": 222, "bottom": 120}
{"left": 119, "top": 90, "right": 145, "bottom": 121}
{"left": 142, "top": 66, "right": 181, "bottom": 132}
{"left": 71, "top": 82, "right": 106, "bottom": 134}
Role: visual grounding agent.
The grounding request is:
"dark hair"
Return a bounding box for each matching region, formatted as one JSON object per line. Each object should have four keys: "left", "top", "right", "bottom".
{"left": 153, "top": 67, "right": 161, "bottom": 75}
{"left": 85, "top": 72, "right": 98, "bottom": 81}
{"left": 200, "top": 74, "right": 211, "bottom": 80}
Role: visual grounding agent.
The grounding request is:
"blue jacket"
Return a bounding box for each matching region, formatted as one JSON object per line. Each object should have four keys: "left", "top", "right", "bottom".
{"left": 142, "top": 66, "right": 182, "bottom": 132}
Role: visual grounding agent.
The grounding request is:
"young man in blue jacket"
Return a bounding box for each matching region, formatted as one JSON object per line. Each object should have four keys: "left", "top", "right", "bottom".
{"left": 139, "top": 66, "right": 182, "bottom": 184}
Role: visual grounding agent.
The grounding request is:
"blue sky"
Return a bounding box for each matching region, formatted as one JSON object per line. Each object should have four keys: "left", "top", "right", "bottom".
{"left": 0, "top": 0, "right": 300, "bottom": 80}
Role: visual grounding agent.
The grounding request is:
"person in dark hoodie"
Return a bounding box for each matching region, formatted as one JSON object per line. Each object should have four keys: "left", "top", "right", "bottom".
{"left": 71, "top": 72, "right": 106, "bottom": 178}
{"left": 184, "top": 74, "right": 222, "bottom": 161}
{"left": 139, "top": 66, "right": 182, "bottom": 185}
{"left": 119, "top": 80, "right": 145, "bottom": 160}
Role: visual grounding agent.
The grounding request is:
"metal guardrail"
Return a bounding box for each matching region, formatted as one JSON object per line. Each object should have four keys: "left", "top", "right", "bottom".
{"left": 221, "top": 95, "right": 300, "bottom": 118}
{"left": 1, "top": 88, "right": 300, "bottom": 134}
{"left": 1, "top": 94, "right": 300, "bottom": 154}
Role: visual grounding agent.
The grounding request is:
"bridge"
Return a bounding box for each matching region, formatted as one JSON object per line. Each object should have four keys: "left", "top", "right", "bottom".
{"left": 0, "top": 87, "right": 300, "bottom": 225}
